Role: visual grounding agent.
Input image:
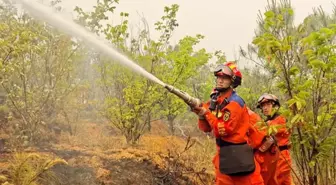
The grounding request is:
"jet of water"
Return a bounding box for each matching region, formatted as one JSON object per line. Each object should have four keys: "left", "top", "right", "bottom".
{"left": 13, "top": 0, "right": 166, "bottom": 87}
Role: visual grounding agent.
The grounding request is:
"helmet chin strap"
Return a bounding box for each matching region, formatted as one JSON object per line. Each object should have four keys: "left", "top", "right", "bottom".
{"left": 215, "top": 87, "right": 230, "bottom": 93}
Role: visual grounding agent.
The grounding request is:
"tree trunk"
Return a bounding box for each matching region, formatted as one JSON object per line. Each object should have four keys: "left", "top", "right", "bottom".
{"left": 167, "top": 115, "right": 176, "bottom": 135}
{"left": 169, "top": 119, "right": 175, "bottom": 135}
{"left": 125, "top": 131, "right": 141, "bottom": 145}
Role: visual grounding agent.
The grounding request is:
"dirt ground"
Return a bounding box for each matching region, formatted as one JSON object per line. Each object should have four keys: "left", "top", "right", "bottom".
{"left": 0, "top": 121, "right": 215, "bottom": 185}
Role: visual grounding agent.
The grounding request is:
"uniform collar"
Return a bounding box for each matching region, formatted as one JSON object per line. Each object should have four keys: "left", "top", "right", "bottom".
{"left": 265, "top": 112, "right": 280, "bottom": 121}
{"left": 217, "top": 89, "right": 233, "bottom": 104}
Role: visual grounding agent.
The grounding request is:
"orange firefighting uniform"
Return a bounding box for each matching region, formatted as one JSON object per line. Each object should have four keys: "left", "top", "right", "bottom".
{"left": 267, "top": 114, "right": 292, "bottom": 185}
{"left": 198, "top": 89, "right": 264, "bottom": 185}
{"left": 247, "top": 108, "right": 279, "bottom": 185}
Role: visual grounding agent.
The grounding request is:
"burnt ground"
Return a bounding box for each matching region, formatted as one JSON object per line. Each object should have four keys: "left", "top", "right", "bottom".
{"left": 0, "top": 146, "right": 213, "bottom": 185}
{"left": 46, "top": 146, "right": 200, "bottom": 185}
{"left": 0, "top": 122, "right": 215, "bottom": 185}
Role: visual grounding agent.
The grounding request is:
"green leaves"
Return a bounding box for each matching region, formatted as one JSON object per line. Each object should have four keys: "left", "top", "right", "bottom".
{"left": 309, "top": 59, "right": 325, "bottom": 69}
{"left": 289, "top": 66, "right": 300, "bottom": 76}
{"left": 250, "top": 1, "right": 336, "bottom": 184}
{"left": 0, "top": 3, "right": 85, "bottom": 144}
{"left": 77, "top": 2, "right": 211, "bottom": 141}
{"left": 264, "top": 11, "right": 275, "bottom": 18}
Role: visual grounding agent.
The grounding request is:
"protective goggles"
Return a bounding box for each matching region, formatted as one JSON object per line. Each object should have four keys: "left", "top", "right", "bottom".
{"left": 214, "top": 64, "right": 233, "bottom": 77}
{"left": 257, "top": 94, "right": 276, "bottom": 104}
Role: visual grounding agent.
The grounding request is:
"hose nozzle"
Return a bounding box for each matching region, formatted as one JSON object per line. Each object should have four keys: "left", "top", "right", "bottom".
{"left": 164, "top": 84, "right": 201, "bottom": 108}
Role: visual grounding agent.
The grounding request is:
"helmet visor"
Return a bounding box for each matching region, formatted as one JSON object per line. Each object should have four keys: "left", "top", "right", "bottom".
{"left": 214, "top": 64, "right": 233, "bottom": 77}
{"left": 257, "top": 94, "right": 276, "bottom": 104}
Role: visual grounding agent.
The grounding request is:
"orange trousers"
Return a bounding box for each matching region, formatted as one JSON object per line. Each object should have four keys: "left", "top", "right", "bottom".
{"left": 276, "top": 149, "right": 292, "bottom": 185}
{"left": 213, "top": 154, "right": 264, "bottom": 185}
{"left": 255, "top": 149, "right": 279, "bottom": 185}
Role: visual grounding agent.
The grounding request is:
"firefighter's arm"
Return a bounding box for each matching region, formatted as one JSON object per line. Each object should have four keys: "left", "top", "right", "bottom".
{"left": 271, "top": 116, "right": 290, "bottom": 135}
{"left": 202, "top": 101, "right": 243, "bottom": 137}
{"left": 191, "top": 102, "right": 219, "bottom": 134}
{"left": 247, "top": 125, "right": 266, "bottom": 149}
{"left": 247, "top": 110, "right": 266, "bottom": 148}
{"left": 192, "top": 101, "right": 212, "bottom": 132}
{"left": 198, "top": 117, "right": 212, "bottom": 132}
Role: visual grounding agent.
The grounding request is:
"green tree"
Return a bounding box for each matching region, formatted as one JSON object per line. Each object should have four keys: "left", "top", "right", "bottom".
{"left": 251, "top": 0, "right": 336, "bottom": 184}
{"left": 75, "top": 1, "right": 211, "bottom": 143}
{"left": 0, "top": 1, "right": 84, "bottom": 145}
{"left": 156, "top": 35, "right": 211, "bottom": 134}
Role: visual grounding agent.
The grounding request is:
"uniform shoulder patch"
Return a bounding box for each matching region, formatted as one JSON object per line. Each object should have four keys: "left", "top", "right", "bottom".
{"left": 223, "top": 111, "right": 230, "bottom": 121}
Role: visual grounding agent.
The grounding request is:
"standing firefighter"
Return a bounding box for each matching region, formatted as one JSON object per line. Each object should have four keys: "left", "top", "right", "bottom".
{"left": 247, "top": 107, "right": 279, "bottom": 185}
{"left": 257, "top": 94, "right": 292, "bottom": 185}
{"left": 192, "top": 62, "right": 264, "bottom": 185}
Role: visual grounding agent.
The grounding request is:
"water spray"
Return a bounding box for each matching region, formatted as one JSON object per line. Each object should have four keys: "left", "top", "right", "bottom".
{"left": 13, "top": 0, "right": 165, "bottom": 86}
{"left": 13, "top": 0, "right": 202, "bottom": 109}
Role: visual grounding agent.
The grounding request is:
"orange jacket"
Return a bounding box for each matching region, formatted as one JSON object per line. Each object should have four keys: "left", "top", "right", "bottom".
{"left": 248, "top": 109, "right": 280, "bottom": 185}
{"left": 198, "top": 89, "right": 250, "bottom": 144}
{"left": 246, "top": 108, "right": 265, "bottom": 149}
{"left": 198, "top": 90, "right": 265, "bottom": 185}
{"left": 267, "top": 114, "right": 290, "bottom": 147}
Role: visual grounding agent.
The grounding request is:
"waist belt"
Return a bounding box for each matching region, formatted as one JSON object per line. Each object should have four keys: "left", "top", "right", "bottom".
{"left": 279, "top": 145, "right": 289, "bottom": 151}
{"left": 216, "top": 138, "right": 247, "bottom": 147}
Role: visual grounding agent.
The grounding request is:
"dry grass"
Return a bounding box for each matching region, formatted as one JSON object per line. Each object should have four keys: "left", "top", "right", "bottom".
{"left": 0, "top": 118, "right": 308, "bottom": 185}
{"left": 1, "top": 120, "right": 217, "bottom": 184}
{"left": 58, "top": 121, "right": 127, "bottom": 150}
{"left": 56, "top": 121, "right": 217, "bottom": 184}
{"left": 138, "top": 134, "right": 216, "bottom": 174}
{"left": 58, "top": 121, "right": 216, "bottom": 166}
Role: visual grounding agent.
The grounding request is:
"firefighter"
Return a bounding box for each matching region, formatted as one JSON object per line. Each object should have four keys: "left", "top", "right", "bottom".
{"left": 247, "top": 107, "right": 279, "bottom": 185}
{"left": 192, "top": 62, "right": 264, "bottom": 185}
{"left": 257, "top": 93, "right": 292, "bottom": 185}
